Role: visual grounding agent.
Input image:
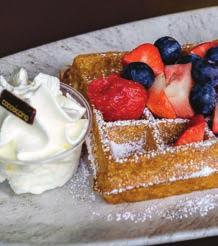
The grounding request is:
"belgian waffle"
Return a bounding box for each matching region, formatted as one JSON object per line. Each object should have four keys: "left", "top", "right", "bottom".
{"left": 61, "top": 44, "right": 218, "bottom": 204}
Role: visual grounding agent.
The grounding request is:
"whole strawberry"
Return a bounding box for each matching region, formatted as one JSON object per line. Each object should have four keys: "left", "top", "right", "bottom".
{"left": 87, "top": 74, "right": 148, "bottom": 121}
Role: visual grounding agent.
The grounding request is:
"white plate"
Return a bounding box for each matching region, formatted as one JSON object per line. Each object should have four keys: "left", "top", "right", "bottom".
{"left": 0, "top": 7, "right": 218, "bottom": 246}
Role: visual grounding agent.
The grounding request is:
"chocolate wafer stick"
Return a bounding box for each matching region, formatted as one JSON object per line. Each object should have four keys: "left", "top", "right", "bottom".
{"left": 0, "top": 89, "right": 36, "bottom": 124}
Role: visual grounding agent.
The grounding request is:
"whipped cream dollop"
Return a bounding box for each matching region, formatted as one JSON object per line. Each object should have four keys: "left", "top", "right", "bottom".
{"left": 0, "top": 68, "right": 89, "bottom": 194}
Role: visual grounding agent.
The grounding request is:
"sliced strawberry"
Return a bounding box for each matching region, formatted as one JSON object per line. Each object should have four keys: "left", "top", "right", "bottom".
{"left": 212, "top": 103, "right": 218, "bottom": 134}
{"left": 175, "top": 115, "right": 206, "bottom": 146}
{"left": 164, "top": 63, "right": 194, "bottom": 118}
{"left": 190, "top": 41, "right": 218, "bottom": 58}
{"left": 147, "top": 74, "right": 176, "bottom": 118}
{"left": 122, "top": 43, "right": 164, "bottom": 75}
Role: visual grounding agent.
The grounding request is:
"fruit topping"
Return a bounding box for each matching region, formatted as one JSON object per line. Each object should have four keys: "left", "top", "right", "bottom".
{"left": 89, "top": 39, "right": 218, "bottom": 125}
{"left": 164, "top": 63, "right": 194, "bottom": 118}
{"left": 177, "top": 54, "right": 201, "bottom": 64}
{"left": 190, "top": 83, "right": 216, "bottom": 115}
{"left": 122, "top": 43, "right": 164, "bottom": 75}
{"left": 206, "top": 47, "right": 218, "bottom": 64}
{"left": 87, "top": 74, "right": 148, "bottom": 121}
{"left": 122, "top": 62, "right": 155, "bottom": 88}
{"left": 175, "top": 115, "right": 206, "bottom": 146}
{"left": 154, "top": 36, "right": 182, "bottom": 65}
{"left": 147, "top": 74, "right": 176, "bottom": 119}
{"left": 212, "top": 102, "right": 218, "bottom": 134}
{"left": 190, "top": 41, "right": 218, "bottom": 58}
{"left": 191, "top": 58, "right": 218, "bottom": 86}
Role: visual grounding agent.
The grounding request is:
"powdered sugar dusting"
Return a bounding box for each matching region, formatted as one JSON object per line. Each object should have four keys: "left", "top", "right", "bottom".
{"left": 86, "top": 108, "right": 218, "bottom": 196}
{"left": 190, "top": 166, "right": 216, "bottom": 178}
{"left": 103, "top": 164, "right": 218, "bottom": 196}
{"left": 86, "top": 134, "right": 97, "bottom": 178}
{"left": 143, "top": 107, "right": 155, "bottom": 120}
{"left": 102, "top": 193, "right": 217, "bottom": 223}
{"left": 66, "top": 153, "right": 218, "bottom": 224}
{"left": 67, "top": 155, "right": 97, "bottom": 203}
{"left": 85, "top": 127, "right": 218, "bottom": 197}
{"left": 163, "top": 193, "right": 218, "bottom": 220}
{"left": 110, "top": 137, "right": 145, "bottom": 159}
{"left": 93, "top": 108, "right": 218, "bottom": 164}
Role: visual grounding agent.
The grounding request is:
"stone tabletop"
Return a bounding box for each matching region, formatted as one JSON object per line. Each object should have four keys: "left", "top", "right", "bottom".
{"left": 0, "top": 6, "right": 218, "bottom": 246}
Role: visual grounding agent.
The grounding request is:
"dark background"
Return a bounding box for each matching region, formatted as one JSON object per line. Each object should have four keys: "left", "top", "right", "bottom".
{"left": 0, "top": 0, "right": 218, "bottom": 57}
{"left": 1, "top": 0, "right": 218, "bottom": 245}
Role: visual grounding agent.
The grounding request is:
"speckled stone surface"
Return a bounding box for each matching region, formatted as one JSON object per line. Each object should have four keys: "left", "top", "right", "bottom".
{"left": 0, "top": 7, "right": 218, "bottom": 246}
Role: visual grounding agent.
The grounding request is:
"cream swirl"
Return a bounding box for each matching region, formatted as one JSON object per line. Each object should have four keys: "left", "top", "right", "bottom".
{"left": 0, "top": 68, "right": 88, "bottom": 161}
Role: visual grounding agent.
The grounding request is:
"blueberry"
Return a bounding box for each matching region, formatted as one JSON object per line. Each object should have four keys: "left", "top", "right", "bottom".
{"left": 177, "top": 54, "right": 201, "bottom": 64}
{"left": 122, "top": 62, "right": 155, "bottom": 88}
{"left": 154, "top": 36, "right": 182, "bottom": 65}
{"left": 190, "top": 83, "right": 216, "bottom": 115}
{"left": 192, "top": 58, "right": 218, "bottom": 86}
{"left": 206, "top": 47, "right": 218, "bottom": 63}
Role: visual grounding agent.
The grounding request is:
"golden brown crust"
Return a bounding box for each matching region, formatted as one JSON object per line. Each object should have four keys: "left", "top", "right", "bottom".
{"left": 61, "top": 52, "right": 125, "bottom": 97}
{"left": 103, "top": 173, "right": 218, "bottom": 203}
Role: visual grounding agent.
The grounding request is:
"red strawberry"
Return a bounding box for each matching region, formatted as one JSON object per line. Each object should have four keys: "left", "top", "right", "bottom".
{"left": 175, "top": 115, "right": 206, "bottom": 146}
{"left": 190, "top": 41, "right": 218, "bottom": 58}
{"left": 212, "top": 103, "right": 218, "bottom": 134}
{"left": 164, "top": 63, "right": 194, "bottom": 118}
{"left": 147, "top": 74, "right": 176, "bottom": 118}
{"left": 122, "top": 43, "right": 164, "bottom": 75}
{"left": 87, "top": 74, "right": 148, "bottom": 121}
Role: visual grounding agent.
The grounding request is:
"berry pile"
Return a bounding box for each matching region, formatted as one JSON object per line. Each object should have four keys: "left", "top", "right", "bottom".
{"left": 87, "top": 37, "right": 218, "bottom": 144}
